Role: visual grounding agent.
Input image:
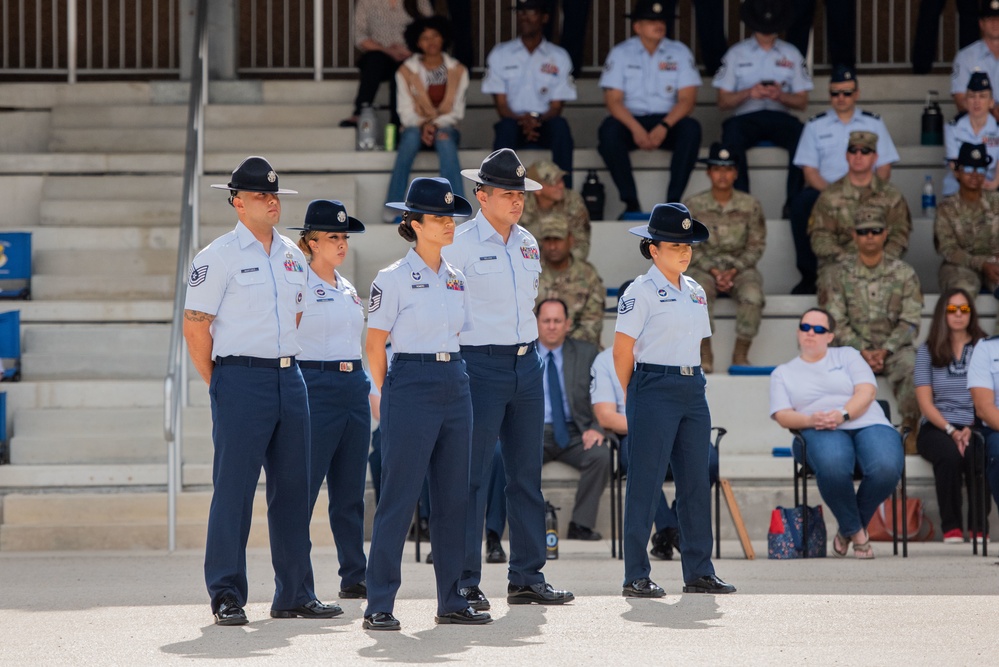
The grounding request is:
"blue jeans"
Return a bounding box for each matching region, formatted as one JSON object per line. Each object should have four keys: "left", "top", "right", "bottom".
{"left": 385, "top": 126, "right": 464, "bottom": 206}
{"left": 794, "top": 425, "right": 903, "bottom": 538}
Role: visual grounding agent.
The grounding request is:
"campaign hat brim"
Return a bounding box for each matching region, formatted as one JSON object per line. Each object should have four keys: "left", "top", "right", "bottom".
{"left": 386, "top": 194, "right": 474, "bottom": 217}
{"left": 628, "top": 220, "right": 709, "bottom": 244}
{"left": 461, "top": 168, "right": 543, "bottom": 192}
{"left": 210, "top": 183, "right": 298, "bottom": 195}
{"left": 287, "top": 217, "right": 366, "bottom": 233}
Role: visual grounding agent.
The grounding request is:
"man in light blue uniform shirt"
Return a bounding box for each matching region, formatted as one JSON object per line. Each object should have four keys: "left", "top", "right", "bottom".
{"left": 442, "top": 148, "right": 575, "bottom": 611}
{"left": 482, "top": 0, "right": 577, "bottom": 185}
{"left": 944, "top": 71, "right": 999, "bottom": 196}
{"left": 713, "top": 0, "right": 812, "bottom": 211}
{"left": 183, "top": 156, "right": 340, "bottom": 626}
{"left": 598, "top": 0, "right": 703, "bottom": 216}
{"left": 951, "top": 0, "right": 999, "bottom": 119}
{"left": 789, "top": 65, "right": 899, "bottom": 294}
{"left": 968, "top": 335, "right": 999, "bottom": 525}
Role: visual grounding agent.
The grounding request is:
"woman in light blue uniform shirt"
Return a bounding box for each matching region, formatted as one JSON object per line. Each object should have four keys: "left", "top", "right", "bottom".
{"left": 362, "top": 177, "right": 490, "bottom": 631}
{"left": 290, "top": 199, "right": 370, "bottom": 602}
{"left": 613, "top": 203, "right": 735, "bottom": 599}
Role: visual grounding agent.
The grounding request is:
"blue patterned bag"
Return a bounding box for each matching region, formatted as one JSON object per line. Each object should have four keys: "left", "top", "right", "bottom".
{"left": 767, "top": 505, "right": 827, "bottom": 559}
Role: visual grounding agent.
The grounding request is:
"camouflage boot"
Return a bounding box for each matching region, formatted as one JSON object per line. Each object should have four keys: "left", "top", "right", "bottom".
{"left": 700, "top": 338, "right": 714, "bottom": 374}
{"left": 732, "top": 337, "right": 752, "bottom": 366}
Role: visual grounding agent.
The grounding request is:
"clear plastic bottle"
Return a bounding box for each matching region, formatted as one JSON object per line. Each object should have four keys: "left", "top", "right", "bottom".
{"left": 356, "top": 104, "right": 378, "bottom": 151}
{"left": 921, "top": 175, "right": 936, "bottom": 217}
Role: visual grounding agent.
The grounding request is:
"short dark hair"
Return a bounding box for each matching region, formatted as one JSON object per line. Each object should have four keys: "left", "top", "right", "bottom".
{"left": 404, "top": 15, "right": 454, "bottom": 54}
{"left": 535, "top": 297, "right": 569, "bottom": 319}
{"left": 799, "top": 307, "right": 836, "bottom": 332}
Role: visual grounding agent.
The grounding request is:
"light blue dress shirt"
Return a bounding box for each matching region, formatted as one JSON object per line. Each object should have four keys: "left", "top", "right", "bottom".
{"left": 943, "top": 114, "right": 999, "bottom": 195}
{"left": 481, "top": 37, "right": 577, "bottom": 115}
{"left": 793, "top": 108, "right": 900, "bottom": 184}
{"left": 598, "top": 36, "right": 702, "bottom": 116}
{"left": 712, "top": 37, "right": 813, "bottom": 115}
{"left": 968, "top": 337, "right": 999, "bottom": 410}
{"left": 951, "top": 40, "right": 999, "bottom": 103}
{"left": 590, "top": 348, "right": 625, "bottom": 416}
{"left": 298, "top": 269, "right": 364, "bottom": 361}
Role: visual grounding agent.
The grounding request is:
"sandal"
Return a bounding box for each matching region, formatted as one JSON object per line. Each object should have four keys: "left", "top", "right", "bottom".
{"left": 852, "top": 539, "right": 875, "bottom": 560}
{"left": 832, "top": 533, "right": 850, "bottom": 557}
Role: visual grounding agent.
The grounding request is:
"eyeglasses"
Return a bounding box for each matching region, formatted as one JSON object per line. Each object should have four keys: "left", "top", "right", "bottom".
{"left": 946, "top": 304, "right": 972, "bottom": 314}
{"left": 959, "top": 166, "right": 988, "bottom": 174}
{"left": 847, "top": 146, "right": 875, "bottom": 155}
{"left": 799, "top": 323, "right": 831, "bottom": 334}
{"left": 829, "top": 90, "right": 856, "bottom": 98}
{"left": 855, "top": 227, "right": 884, "bottom": 236}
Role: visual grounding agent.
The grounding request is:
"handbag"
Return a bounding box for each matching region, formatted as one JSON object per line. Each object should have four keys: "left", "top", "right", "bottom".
{"left": 867, "top": 497, "right": 935, "bottom": 542}
{"left": 768, "top": 505, "right": 827, "bottom": 559}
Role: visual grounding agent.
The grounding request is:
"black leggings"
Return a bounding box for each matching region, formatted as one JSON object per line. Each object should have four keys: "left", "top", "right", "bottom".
{"left": 916, "top": 422, "right": 990, "bottom": 534}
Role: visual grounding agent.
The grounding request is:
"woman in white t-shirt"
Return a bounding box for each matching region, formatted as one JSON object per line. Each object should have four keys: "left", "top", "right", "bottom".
{"left": 770, "top": 307, "right": 903, "bottom": 559}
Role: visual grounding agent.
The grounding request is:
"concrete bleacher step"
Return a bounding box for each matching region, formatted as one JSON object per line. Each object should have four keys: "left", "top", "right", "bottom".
{"left": 21, "top": 323, "right": 169, "bottom": 380}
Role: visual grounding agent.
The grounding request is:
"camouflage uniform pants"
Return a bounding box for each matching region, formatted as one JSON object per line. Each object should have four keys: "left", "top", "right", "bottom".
{"left": 879, "top": 345, "right": 919, "bottom": 427}
{"left": 938, "top": 262, "right": 996, "bottom": 296}
{"left": 686, "top": 267, "right": 765, "bottom": 339}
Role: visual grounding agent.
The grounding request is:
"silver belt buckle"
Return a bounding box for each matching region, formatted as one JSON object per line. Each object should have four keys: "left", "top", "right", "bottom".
{"left": 516, "top": 344, "right": 529, "bottom": 356}
{"left": 680, "top": 365, "right": 694, "bottom": 376}
{"left": 435, "top": 352, "right": 451, "bottom": 362}
{"left": 279, "top": 357, "right": 292, "bottom": 368}
{"left": 339, "top": 361, "right": 353, "bottom": 372}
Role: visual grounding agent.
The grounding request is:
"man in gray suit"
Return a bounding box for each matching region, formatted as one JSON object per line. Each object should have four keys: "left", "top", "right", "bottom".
{"left": 536, "top": 298, "right": 610, "bottom": 540}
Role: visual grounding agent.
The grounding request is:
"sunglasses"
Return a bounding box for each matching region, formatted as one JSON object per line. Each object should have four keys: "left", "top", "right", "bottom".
{"left": 829, "top": 90, "right": 856, "bottom": 98}
{"left": 847, "top": 146, "right": 875, "bottom": 155}
{"left": 799, "top": 323, "right": 831, "bottom": 334}
{"left": 855, "top": 227, "right": 884, "bottom": 236}
{"left": 946, "top": 304, "right": 972, "bottom": 314}
{"left": 959, "top": 165, "right": 988, "bottom": 174}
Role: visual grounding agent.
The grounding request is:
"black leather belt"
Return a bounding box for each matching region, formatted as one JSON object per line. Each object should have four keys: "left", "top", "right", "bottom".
{"left": 299, "top": 360, "right": 361, "bottom": 372}
{"left": 461, "top": 341, "right": 536, "bottom": 356}
{"left": 216, "top": 355, "right": 296, "bottom": 369}
{"left": 393, "top": 352, "right": 462, "bottom": 362}
{"left": 634, "top": 363, "right": 702, "bottom": 376}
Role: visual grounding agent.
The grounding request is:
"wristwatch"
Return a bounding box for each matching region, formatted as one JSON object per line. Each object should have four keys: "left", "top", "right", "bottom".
{"left": 659, "top": 119, "right": 672, "bottom": 131}
{"left": 840, "top": 409, "right": 851, "bottom": 422}
{"left": 945, "top": 423, "right": 956, "bottom": 436}
{"left": 528, "top": 112, "right": 542, "bottom": 121}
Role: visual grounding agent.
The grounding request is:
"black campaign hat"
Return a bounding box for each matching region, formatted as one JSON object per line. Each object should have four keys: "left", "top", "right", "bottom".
{"left": 387, "top": 177, "right": 473, "bottom": 217}
{"left": 625, "top": 0, "right": 673, "bottom": 21}
{"left": 210, "top": 156, "right": 298, "bottom": 195}
{"left": 739, "top": 0, "right": 793, "bottom": 34}
{"left": 954, "top": 142, "right": 994, "bottom": 167}
{"left": 830, "top": 64, "right": 857, "bottom": 84}
{"left": 629, "top": 203, "right": 709, "bottom": 244}
{"left": 288, "top": 200, "right": 365, "bottom": 233}
{"left": 982, "top": 0, "right": 999, "bottom": 19}
{"left": 968, "top": 71, "right": 993, "bottom": 92}
{"left": 512, "top": 0, "right": 550, "bottom": 12}
{"left": 461, "top": 148, "right": 543, "bottom": 192}
{"left": 698, "top": 142, "right": 738, "bottom": 166}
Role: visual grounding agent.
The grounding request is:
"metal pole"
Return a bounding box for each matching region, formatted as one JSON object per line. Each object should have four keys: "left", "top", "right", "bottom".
{"left": 313, "top": 0, "right": 322, "bottom": 81}
{"left": 68, "top": 0, "right": 77, "bottom": 83}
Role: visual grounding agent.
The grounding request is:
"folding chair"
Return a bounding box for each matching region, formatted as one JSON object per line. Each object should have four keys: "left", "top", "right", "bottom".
{"left": 609, "top": 426, "right": 725, "bottom": 560}
{"left": 0, "top": 392, "right": 7, "bottom": 464}
{"left": 0, "top": 310, "right": 21, "bottom": 382}
{"left": 0, "top": 232, "right": 32, "bottom": 299}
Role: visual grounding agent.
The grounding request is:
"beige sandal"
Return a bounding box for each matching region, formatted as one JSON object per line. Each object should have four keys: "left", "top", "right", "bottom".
{"left": 833, "top": 533, "right": 850, "bottom": 557}
{"left": 852, "top": 538, "right": 875, "bottom": 559}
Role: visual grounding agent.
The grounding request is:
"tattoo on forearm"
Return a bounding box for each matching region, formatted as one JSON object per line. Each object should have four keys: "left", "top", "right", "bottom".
{"left": 184, "top": 309, "right": 215, "bottom": 323}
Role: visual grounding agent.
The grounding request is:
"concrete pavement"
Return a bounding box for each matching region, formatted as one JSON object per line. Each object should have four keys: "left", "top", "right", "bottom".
{"left": 2, "top": 539, "right": 998, "bottom": 665}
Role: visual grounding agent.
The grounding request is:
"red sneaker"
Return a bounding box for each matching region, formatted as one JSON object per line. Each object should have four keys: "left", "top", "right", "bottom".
{"left": 943, "top": 529, "right": 964, "bottom": 544}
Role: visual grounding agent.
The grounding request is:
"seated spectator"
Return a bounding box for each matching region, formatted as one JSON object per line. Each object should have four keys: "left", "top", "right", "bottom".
{"left": 536, "top": 298, "right": 611, "bottom": 540}
{"left": 945, "top": 72, "right": 999, "bottom": 196}
{"left": 950, "top": 1, "right": 999, "bottom": 120}
{"left": 713, "top": 0, "right": 811, "bottom": 211}
{"left": 912, "top": 0, "right": 978, "bottom": 74}
{"left": 915, "top": 289, "right": 989, "bottom": 544}
{"left": 790, "top": 66, "right": 899, "bottom": 294}
{"left": 521, "top": 159, "right": 592, "bottom": 260}
{"left": 825, "top": 210, "right": 923, "bottom": 448}
{"left": 383, "top": 15, "right": 468, "bottom": 222}
{"left": 810, "top": 131, "right": 911, "bottom": 295}
{"left": 969, "top": 327, "right": 999, "bottom": 541}
{"left": 481, "top": 0, "right": 576, "bottom": 184}
{"left": 339, "top": 0, "right": 434, "bottom": 128}
{"left": 770, "top": 307, "right": 904, "bottom": 559}
{"left": 683, "top": 142, "right": 766, "bottom": 372}
{"left": 536, "top": 213, "right": 604, "bottom": 348}
{"left": 597, "top": 0, "right": 702, "bottom": 216}
{"left": 785, "top": 0, "right": 856, "bottom": 70}
{"left": 935, "top": 142, "right": 999, "bottom": 298}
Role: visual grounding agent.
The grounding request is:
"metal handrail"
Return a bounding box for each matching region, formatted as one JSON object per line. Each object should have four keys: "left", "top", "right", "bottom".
{"left": 163, "top": 0, "right": 209, "bottom": 552}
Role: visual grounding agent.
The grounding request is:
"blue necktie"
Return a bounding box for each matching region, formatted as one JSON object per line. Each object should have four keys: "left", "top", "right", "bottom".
{"left": 547, "top": 351, "right": 570, "bottom": 448}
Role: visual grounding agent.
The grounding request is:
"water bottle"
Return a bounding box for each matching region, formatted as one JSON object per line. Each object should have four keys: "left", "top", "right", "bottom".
{"left": 356, "top": 104, "right": 378, "bottom": 151}
{"left": 580, "top": 169, "right": 605, "bottom": 220}
{"left": 545, "top": 500, "right": 559, "bottom": 560}
{"left": 921, "top": 91, "right": 943, "bottom": 146}
{"left": 922, "top": 175, "right": 936, "bottom": 217}
{"left": 384, "top": 123, "right": 397, "bottom": 152}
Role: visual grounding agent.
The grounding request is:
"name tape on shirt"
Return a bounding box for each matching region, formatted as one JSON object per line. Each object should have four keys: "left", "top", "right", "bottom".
{"left": 189, "top": 264, "right": 208, "bottom": 287}
{"left": 369, "top": 283, "right": 383, "bottom": 312}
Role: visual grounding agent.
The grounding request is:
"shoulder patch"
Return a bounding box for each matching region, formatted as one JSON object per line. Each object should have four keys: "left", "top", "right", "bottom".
{"left": 860, "top": 110, "right": 881, "bottom": 120}
{"left": 618, "top": 298, "right": 636, "bottom": 314}
{"left": 189, "top": 264, "right": 208, "bottom": 287}
{"left": 368, "top": 283, "right": 383, "bottom": 313}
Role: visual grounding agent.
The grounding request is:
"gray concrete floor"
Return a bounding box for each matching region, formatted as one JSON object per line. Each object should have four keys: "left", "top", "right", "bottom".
{"left": 2, "top": 539, "right": 998, "bottom": 665}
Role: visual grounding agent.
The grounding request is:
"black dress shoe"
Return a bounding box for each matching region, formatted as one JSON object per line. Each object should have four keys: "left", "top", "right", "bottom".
{"left": 507, "top": 582, "right": 574, "bottom": 605}
{"left": 215, "top": 595, "right": 248, "bottom": 626}
{"left": 566, "top": 521, "right": 602, "bottom": 541}
{"left": 363, "top": 612, "right": 401, "bottom": 631}
{"left": 270, "top": 599, "right": 344, "bottom": 618}
{"left": 339, "top": 581, "right": 367, "bottom": 599}
{"left": 486, "top": 532, "right": 507, "bottom": 564}
{"left": 622, "top": 577, "right": 666, "bottom": 598}
{"left": 459, "top": 585, "right": 490, "bottom": 611}
{"left": 649, "top": 527, "right": 677, "bottom": 560}
{"left": 790, "top": 281, "right": 816, "bottom": 295}
{"left": 683, "top": 575, "right": 736, "bottom": 594}
{"left": 425, "top": 551, "right": 434, "bottom": 564}
{"left": 435, "top": 607, "right": 493, "bottom": 625}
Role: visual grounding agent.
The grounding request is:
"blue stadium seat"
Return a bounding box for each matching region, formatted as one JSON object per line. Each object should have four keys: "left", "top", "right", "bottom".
{"left": 0, "top": 310, "right": 22, "bottom": 382}
{"left": 0, "top": 232, "right": 32, "bottom": 299}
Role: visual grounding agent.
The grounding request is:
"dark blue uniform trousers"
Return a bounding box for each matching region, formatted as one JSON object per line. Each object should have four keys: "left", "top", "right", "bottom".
{"left": 619, "top": 435, "right": 678, "bottom": 532}
{"left": 624, "top": 370, "right": 715, "bottom": 585}
{"left": 303, "top": 365, "right": 371, "bottom": 591}
{"left": 485, "top": 440, "right": 507, "bottom": 537}
{"left": 788, "top": 186, "right": 821, "bottom": 287}
{"left": 721, "top": 110, "right": 804, "bottom": 204}
{"left": 460, "top": 346, "right": 547, "bottom": 589}
{"left": 366, "top": 359, "right": 471, "bottom": 616}
{"left": 493, "top": 117, "right": 575, "bottom": 187}
{"left": 205, "top": 363, "right": 316, "bottom": 613}
{"left": 598, "top": 115, "right": 702, "bottom": 205}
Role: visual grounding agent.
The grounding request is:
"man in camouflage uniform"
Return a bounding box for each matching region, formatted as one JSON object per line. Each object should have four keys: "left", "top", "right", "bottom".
{"left": 683, "top": 142, "right": 766, "bottom": 372}
{"left": 810, "top": 130, "right": 911, "bottom": 300}
{"left": 935, "top": 141, "right": 999, "bottom": 301}
{"left": 536, "top": 212, "right": 604, "bottom": 348}
{"left": 520, "top": 159, "right": 592, "bottom": 261}
{"left": 825, "top": 208, "right": 923, "bottom": 451}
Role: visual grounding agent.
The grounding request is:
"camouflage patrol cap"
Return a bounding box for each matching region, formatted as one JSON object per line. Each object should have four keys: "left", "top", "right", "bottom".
{"left": 538, "top": 211, "right": 570, "bottom": 239}
{"left": 848, "top": 131, "right": 878, "bottom": 151}
{"left": 527, "top": 159, "right": 567, "bottom": 186}
{"left": 854, "top": 206, "right": 886, "bottom": 231}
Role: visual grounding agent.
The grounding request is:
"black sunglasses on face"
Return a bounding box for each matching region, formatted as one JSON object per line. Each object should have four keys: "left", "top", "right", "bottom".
{"left": 855, "top": 227, "right": 884, "bottom": 236}
{"left": 847, "top": 146, "right": 875, "bottom": 155}
{"left": 799, "top": 323, "right": 831, "bottom": 334}
{"left": 829, "top": 90, "right": 856, "bottom": 97}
